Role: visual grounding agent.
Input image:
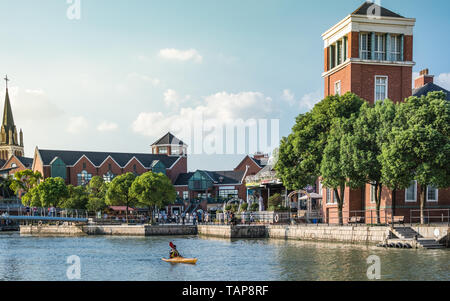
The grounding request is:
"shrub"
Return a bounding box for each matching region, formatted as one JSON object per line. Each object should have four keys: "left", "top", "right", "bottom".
{"left": 268, "top": 193, "right": 282, "bottom": 209}
{"left": 250, "top": 203, "right": 259, "bottom": 211}
{"left": 240, "top": 202, "right": 248, "bottom": 212}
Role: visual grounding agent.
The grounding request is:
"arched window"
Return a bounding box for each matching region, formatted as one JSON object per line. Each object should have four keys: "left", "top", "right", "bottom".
{"left": 11, "top": 163, "right": 17, "bottom": 168}
{"left": 77, "top": 170, "right": 92, "bottom": 186}
{"left": 103, "top": 171, "right": 115, "bottom": 183}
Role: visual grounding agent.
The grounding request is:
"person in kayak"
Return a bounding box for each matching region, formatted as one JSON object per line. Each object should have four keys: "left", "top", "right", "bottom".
{"left": 169, "top": 242, "right": 181, "bottom": 258}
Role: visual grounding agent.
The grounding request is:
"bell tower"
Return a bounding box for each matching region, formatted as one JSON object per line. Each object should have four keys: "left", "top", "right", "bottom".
{"left": 322, "top": 2, "right": 416, "bottom": 104}
{"left": 0, "top": 75, "right": 24, "bottom": 160}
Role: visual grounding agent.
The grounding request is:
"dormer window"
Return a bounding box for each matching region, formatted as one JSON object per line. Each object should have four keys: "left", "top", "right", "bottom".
{"left": 159, "top": 147, "right": 168, "bottom": 154}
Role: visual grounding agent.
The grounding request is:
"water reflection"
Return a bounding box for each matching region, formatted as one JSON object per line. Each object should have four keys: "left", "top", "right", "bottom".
{"left": 0, "top": 233, "right": 448, "bottom": 281}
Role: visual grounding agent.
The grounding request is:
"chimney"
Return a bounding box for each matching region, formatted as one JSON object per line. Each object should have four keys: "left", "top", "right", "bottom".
{"left": 414, "top": 69, "right": 434, "bottom": 89}
{"left": 253, "top": 152, "right": 269, "bottom": 166}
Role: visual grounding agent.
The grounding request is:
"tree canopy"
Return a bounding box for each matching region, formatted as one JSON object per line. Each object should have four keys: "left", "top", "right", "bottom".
{"left": 381, "top": 91, "right": 450, "bottom": 223}
{"left": 276, "top": 93, "right": 365, "bottom": 190}
{"left": 105, "top": 173, "right": 137, "bottom": 222}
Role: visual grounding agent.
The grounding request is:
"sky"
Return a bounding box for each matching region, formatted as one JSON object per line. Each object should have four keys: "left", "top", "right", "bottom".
{"left": 0, "top": 0, "right": 449, "bottom": 172}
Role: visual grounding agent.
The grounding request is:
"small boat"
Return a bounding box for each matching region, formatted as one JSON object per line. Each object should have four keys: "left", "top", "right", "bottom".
{"left": 162, "top": 257, "right": 198, "bottom": 264}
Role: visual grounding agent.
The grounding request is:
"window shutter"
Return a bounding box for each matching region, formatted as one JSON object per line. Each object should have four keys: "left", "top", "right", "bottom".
{"left": 343, "top": 36, "right": 348, "bottom": 61}
{"left": 386, "top": 33, "right": 391, "bottom": 61}
{"left": 370, "top": 32, "right": 375, "bottom": 60}
{"left": 400, "top": 35, "right": 404, "bottom": 61}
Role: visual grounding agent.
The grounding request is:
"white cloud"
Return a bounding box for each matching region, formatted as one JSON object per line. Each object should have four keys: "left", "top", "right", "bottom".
{"left": 67, "top": 116, "right": 89, "bottom": 134}
{"left": 164, "top": 89, "right": 180, "bottom": 107}
{"left": 97, "top": 121, "right": 118, "bottom": 132}
{"left": 435, "top": 73, "right": 450, "bottom": 90}
{"left": 158, "top": 48, "right": 203, "bottom": 63}
{"left": 282, "top": 89, "right": 295, "bottom": 104}
{"left": 25, "top": 89, "right": 45, "bottom": 95}
{"left": 299, "top": 90, "right": 322, "bottom": 110}
{"left": 280, "top": 89, "right": 322, "bottom": 110}
{"left": 132, "top": 91, "right": 274, "bottom": 139}
{"left": 163, "top": 89, "right": 191, "bottom": 109}
{"left": 127, "top": 73, "right": 161, "bottom": 86}
{"left": 8, "top": 86, "right": 64, "bottom": 121}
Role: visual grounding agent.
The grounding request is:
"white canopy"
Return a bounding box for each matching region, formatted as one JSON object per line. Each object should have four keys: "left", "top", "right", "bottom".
{"left": 299, "top": 193, "right": 323, "bottom": 201}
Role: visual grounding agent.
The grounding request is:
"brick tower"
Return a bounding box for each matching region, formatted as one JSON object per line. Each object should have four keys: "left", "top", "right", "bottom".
{"left": 0, "top": 75, "right": 24, "bottom": 160}
{"left": 322, "top": 1, "right": 416, "bottom": 103}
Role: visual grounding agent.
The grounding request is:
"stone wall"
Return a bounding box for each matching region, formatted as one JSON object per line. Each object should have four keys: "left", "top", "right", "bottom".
{"left": 83, "top": 225, "right": 146, "bottom": 236}
{"left": 20, "top": 225, "right": 86, "bottom": 236}
{"left": 268, "top": 225, "right": 390, "bottom": 244}
{"left": 197, "top": 225, "right": 267, "bottom": 239}
{"left": 145, "top": 225, "right": 197, "bottom": 236}
{"left": 21, "top": 224, "right": 197, "bottom": 237}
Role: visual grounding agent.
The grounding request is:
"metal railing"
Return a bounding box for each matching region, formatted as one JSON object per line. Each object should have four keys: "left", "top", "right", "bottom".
{"left": 410, "top": 209, "right": 450, "bottom": 225}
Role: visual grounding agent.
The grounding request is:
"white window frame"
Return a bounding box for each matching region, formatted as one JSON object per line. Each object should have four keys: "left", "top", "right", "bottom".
{"left": 360, "top": 33, "right": 370, "bottom": 60}
{"left": 373, "top": 34, "right": 386, "bottom": 60}
{"left": 183, "top": 191, "right": 189, "bottom": 200}
{"left": 390, "top": 35, "right": 401, "bottom": 61}
{"left": 158, "top": 147, "right": 168, "bottom": 154}
{"left": 374, "top": 76, "right": 388, "bottom": 102}
{"left": 318, "top": 181, "right": 323, "bottom": 196}
{"left": 334, "top": 81, "right": 341, "bottom": 96}
{"left": 370, "top": 184, "right": 376, "bottom": 204}
{"left": 405, "top": 180, "right": 417, "bottom": 203}
{"left": 326, "top": 188, "right": 333, "bottom": 204}
{"left": 426, "top": 186, "right": 438, "bottom": 203}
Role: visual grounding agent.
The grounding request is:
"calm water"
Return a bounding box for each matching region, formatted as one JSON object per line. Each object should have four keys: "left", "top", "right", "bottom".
{"left": 0, "top": 233, "right": 448, "bottom": 281}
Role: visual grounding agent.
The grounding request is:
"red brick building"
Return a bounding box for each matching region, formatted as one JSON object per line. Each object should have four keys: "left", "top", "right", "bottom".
{"left": 322, "top": 2, "right": 415, "bottom": 104}
{"left": 320, "top": 2, "right": 450, "bottom": 224}
{"left": 173, "top": 153, "right": 267, "bottom": 212}
{"left": 31, "top": 132, "right": 188, "bottom": 186}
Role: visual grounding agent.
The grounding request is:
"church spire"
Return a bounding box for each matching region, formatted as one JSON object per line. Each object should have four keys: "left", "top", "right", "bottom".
{"left": 3, "top": 75, "right": 15, "bottom": 129}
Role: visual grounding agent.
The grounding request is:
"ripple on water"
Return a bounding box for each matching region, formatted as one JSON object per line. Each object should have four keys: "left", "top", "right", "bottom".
{"left": 0, "top": 233, "right": 448, "bottom": 281}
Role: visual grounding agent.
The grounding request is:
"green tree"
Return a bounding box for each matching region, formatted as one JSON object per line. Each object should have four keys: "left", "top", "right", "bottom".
{"left": 105, "top": 173, "right": 137, "bottom": 223}
{"left": 86, "top": 176, "right": 108, "bottom": 213}
{"left": 276, "top": 93, "right": 365, "bottom": 190}
{"left": 9, "top": 170, "right": 43, "bottom": 206}
{"left": 320, "top": 117, "right": 356, "bottom": 225}
{"left": 27, "top": 177, "right": 69, "bottom": 208}
{"left": 381, "top": 92, "right": 450, "bottom": 224}
{"left": 129, "top": 172, "right": 176, "bottom": 223}
{"left": 341, "top": 100, "right": 398, "bottom": 223}
{"left": 61, "top": 185, "right": 89, "bottom": 209}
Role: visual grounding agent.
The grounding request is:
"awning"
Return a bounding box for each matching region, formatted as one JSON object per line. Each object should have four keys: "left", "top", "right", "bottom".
{"left": 299, "top": 193, "right": 323, "bottom": 201}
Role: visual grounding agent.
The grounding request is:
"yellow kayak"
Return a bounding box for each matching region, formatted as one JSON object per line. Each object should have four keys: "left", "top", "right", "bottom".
{"left": 162, "top": 257, "right": 198, "bottom": 264}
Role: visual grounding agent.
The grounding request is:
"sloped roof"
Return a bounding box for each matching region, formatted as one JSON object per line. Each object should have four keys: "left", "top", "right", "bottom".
{"left": 174, "top": 172, "right": 195, "bottom": 186}
{"left": 174, "top": 170, "right": 245, "bottom": 186}
{"left": 151, "top": 132, "right": 186, "bottom": 146}
{"left": 38, "top": 149, "right": 179, "bottom": 168}
{"left": 412, "top": 83, "right": 450, "bottom": 101}
{"left": 351, "top": 1, "right": 404, "bottom": 18}
{"left": 17, "top": 156, "right": 33, "bottom": 168}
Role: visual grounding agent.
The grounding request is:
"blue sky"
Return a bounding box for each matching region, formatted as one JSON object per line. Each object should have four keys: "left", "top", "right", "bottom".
{"left": 0, "top": 0, "right": 449, "bottom": 171}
